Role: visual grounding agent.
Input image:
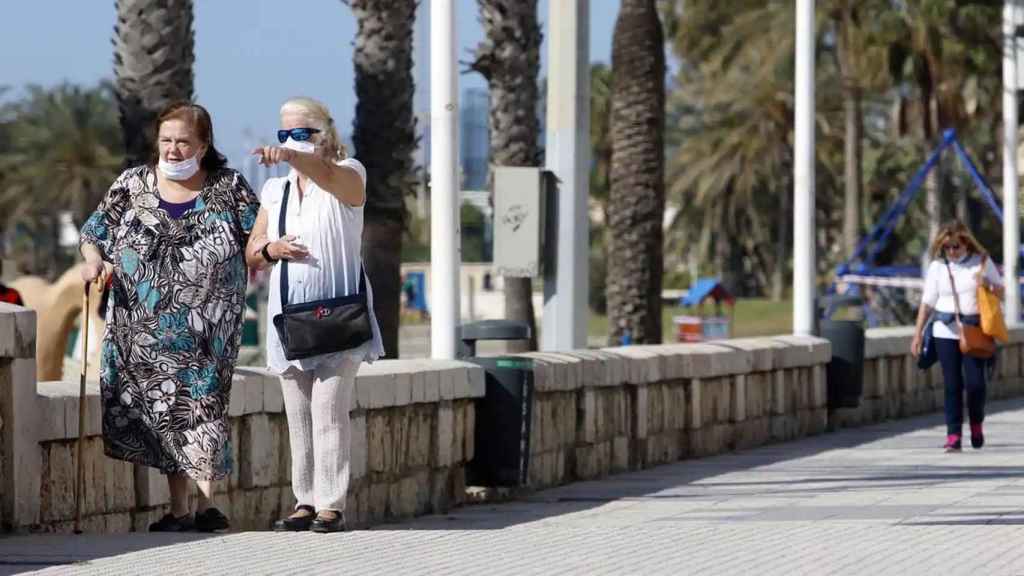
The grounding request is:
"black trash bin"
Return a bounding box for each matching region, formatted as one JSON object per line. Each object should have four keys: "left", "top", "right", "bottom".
{"left": 818, "top": 294, "right": 866, "bottom": 410}
{"left": 459, "top": 320, "right": 534, "bottom": 486}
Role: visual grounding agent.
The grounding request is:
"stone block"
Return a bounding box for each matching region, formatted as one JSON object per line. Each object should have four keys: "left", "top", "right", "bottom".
{"left": 43, "top": 442, "right": 75, "bottom": 523}
{"left": 611, "top": 436, "right": 630, "bottom": 473}
{"left": 350, "top": 413, "right": 367, "bottom": 480}
{"left": 279, "top": 487, "right": 297, "bottom": 516}
{"left": 435, "top": 402, "right": 454, "bottom": 468}
{"left": 394, "top": 371, "right": 413, "bottom": 407}
{"left": 812, "top": 365, "right": 827, "bottom": 409}
{"left": 731, "top": 375, "right": 747, "bottom": 422}
{"left": 717, "top": 338, "right": 785, "bottom": 372}
{"left": 104, "top": 512, "right": 132, "bottom": 533}
{"left": 0, "top": 303, "right": 36, "bottom": 358}
{"left": 688, "top": 379, "right": 703, "bottom": 430}
{"left": 229, "top": 422, "right": 241, "bottom": 489}
{"left": 133, "top": 463, "right": 170, "bottom": 508}
{"left": 770, "top": 335, "right": 832, "bottom": 367}
{"left": 601, "top": 347, "right": 661, "bottom": 385}
{"left": 451, "top": 402, "right": 465, "bottom": 464}
{"left": 109, "top": 459, "right": 134, "bottom": 511}
{"left": 467, "top": 366, "right": 486, "bottom": 398}
{"left": 390, "top": 477, "right": 419, "bottom": 518}
{"left": 228, "top": 378, "right": 246, "bottom": 417}
{"left": 863, "top": 326, "right": 915, "bottom": 359}
{"left": 633, "top": 385, "right": 649, "bottom": 439}
{"left": 240, "top": 414, "right": 273, "bottom": 488}
{"left": 232, "top": 368, "right": 266, "bottom": 415}
{"left": 36, "top": 390, "right": 66, "bottom": 442}
{"left": 263, "top": 374, "right": 284, "bottom": 413}
{"left": 367, "top": 411, "right": 391, "bottom": 474}
{"left": 772, "top": 371, "right": 786, "bottom": 416}
{"left": 463, "top": 403, "right": 476, "bottom": 463}
{"left": 423, "top": 367, "right": 441, "bottom": 403}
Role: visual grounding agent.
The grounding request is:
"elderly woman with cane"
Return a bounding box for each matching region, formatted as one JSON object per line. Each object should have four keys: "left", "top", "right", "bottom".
{"left": 79, "top": 102, "right": 260, "bottom": 532}
{"left": 246, "top": 97, "right": 383, "bottom": 533}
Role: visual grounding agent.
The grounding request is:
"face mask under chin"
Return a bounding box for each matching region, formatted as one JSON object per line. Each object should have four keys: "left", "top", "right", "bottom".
{"left": 158, "top": 152, "right": 203, "bottom": 181}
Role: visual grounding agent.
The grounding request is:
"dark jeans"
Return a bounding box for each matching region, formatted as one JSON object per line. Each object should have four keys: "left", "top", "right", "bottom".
{"left": 935, "top": 338, "right": 987, "bottom": 436}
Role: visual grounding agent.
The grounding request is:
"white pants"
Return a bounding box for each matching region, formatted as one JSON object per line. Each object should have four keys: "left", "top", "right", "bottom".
{"left": 278, "top": 356, "right": 359, "bottom": 512}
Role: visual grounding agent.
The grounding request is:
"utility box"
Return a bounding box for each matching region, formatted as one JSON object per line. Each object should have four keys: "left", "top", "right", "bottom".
{"left": 493, "top": 167, "right": 551, "bottom": 278}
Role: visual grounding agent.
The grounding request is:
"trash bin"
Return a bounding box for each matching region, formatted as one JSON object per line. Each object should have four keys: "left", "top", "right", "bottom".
{"left": 818, "top": 294, "right": 866, "bottom": 410}
{"left": 459, "top": 320, "right": 534, "bottom": 486}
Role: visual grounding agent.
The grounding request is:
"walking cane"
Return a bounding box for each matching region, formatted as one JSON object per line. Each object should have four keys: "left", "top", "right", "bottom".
{"left": 74, "top": 281, "right": 90, "bottom": 534}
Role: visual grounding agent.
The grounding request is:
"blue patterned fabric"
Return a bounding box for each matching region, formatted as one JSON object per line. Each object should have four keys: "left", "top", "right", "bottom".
{"left": 79, "top": 166, "right": 260, "bottom": 481}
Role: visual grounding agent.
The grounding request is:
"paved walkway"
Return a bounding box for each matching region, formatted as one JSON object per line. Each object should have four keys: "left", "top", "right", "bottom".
{"left": 7, "top": 399, "right": 1024, "bottom": 575}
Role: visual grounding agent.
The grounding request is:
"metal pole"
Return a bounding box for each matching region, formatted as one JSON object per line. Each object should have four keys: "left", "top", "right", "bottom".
{"left": 1004, "top": 0, "right": 1021, "bottom": 325}
{"left": 430, "top": 0, "right": 460, "bottom": 359}
{"left": 793, "top": 0, "right": 816, "bottom": 335}
{"left": 542, "top": 0, "right": 590, "bottom": 351}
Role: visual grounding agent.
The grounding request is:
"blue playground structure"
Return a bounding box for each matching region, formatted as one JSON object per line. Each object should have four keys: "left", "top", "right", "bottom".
{"left": 831, "top": 129, "right": 1022, "bottom": 326}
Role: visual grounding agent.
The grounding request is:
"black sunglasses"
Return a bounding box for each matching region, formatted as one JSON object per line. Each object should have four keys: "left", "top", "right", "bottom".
{"left": 277, "top": 127, "right": 321, "bottom": 144}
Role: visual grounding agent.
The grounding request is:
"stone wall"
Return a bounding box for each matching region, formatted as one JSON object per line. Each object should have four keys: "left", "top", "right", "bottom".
{"left": 7, "top": 358, "right": 483, "bottom": 533}
{"left": 831, "top": 326, "right": 1024, "bottom": 428}
{"left": 515, "top": 336, "right": 831, "bottom": 489}
{"left": 7, "top": 297, "right": 1024, "bottom": 534}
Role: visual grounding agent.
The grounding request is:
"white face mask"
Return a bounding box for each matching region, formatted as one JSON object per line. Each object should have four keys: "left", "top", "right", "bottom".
{"left": 282, "top": 137, "right": 315, "bottom": 154}
{"left": 158, "top": 152, "right": 202, "bottom": 181}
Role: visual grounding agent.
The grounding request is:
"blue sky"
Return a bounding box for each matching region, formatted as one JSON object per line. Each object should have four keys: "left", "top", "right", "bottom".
{"left": 0, "top": 0, "right": 620, "bottom": 169}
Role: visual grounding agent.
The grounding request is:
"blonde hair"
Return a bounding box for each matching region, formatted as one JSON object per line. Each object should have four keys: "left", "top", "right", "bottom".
{"left": 929, "top": 220, "right": 986, "bottom": 260}
{"left": 279, "top": 97, "right": 347, "bottom": 161}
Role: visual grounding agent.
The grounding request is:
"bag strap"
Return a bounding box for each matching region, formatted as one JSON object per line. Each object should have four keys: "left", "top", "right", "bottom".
{"left": 944, "top": 258, "right": 963, "bottom": 324}
{"left": 277, "top": 180, "right": 367, "bottom": 311}
{"left": 279, "top": 181, "right": 291, "bottom": 309}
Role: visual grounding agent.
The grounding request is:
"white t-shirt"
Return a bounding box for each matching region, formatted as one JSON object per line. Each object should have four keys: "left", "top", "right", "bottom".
{"left": 261, "top": 158, "right": 385, "bottom": 374}
{"left": 921, "top": 254, "right": 1002, "bottom": 340}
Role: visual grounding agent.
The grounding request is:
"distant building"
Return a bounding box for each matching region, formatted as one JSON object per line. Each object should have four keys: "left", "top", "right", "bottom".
{"left": 460, "top": 87, "right": 490, "bottom": 191}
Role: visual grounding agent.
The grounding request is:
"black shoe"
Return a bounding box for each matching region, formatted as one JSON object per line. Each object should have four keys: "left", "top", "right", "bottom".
{"left": 310, "top": 510, "right": 346, "bottom": 533}
{"left": 273, "top": 505, "right": 316, "bottom": 532}
{"left": 195, "top": 507, "right": 230, "bottom": 532}
{"left": 149, "top": 513, "right": 194, "bottom": 532}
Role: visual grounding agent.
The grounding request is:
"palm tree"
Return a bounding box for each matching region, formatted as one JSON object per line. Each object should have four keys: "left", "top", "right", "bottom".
{"left": 589, "top": 63, "right": 613, "bottom": 314}
{"left": 606, "top": 0, "right": 666, "bottom": 345}
{"left": 469, "top": 0, "right": 543, "bottom": 351}
{"left": 113, "top": 0, "right": 195, "bottom": 167}
{"left": 0, "top": 84, "right": 125, "bottom": 277}
{"left": 830, "top": 0, "right": 894, "bottom": 258}
{"left": 345, "top": 0, "right": 418, "bottom": 358}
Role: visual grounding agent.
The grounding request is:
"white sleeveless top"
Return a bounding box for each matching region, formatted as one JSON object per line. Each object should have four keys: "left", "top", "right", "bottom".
{"left": 261, "top": 158, "right": 385, "bottom": 374}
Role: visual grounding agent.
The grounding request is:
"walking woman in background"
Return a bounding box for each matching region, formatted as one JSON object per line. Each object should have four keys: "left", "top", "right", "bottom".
{"left": 246, "top": 97, "right": 383, "bottom": 533}
{"left": 911, "top": 221, "right": 1004, "bottom": 452}
{"left": 80, "top": 102, "right": 260, "bottom": 531}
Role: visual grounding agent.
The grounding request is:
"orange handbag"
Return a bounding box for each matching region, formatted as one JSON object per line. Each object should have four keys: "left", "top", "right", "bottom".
{"left": 977, "top": 255, "right": 1009, "bottom": 343}
{"left": 946, "top": 260, "right": 995, "bottom": 358}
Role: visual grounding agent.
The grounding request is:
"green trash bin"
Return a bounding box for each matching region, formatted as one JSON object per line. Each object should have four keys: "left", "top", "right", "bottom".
{"left": 459, "top": 320, "right": 534, "bottom": 486}
{"left": 818, "top": 295, "right": 866, "bottom": 410}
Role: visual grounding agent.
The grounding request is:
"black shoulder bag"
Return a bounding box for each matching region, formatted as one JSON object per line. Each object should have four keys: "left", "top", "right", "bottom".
{"left": 272, "top": 181, "right": 373, "bottom": 360}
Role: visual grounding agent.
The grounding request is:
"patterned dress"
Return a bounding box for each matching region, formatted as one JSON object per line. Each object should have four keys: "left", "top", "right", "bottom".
{"left": 80, "top": 166, "right": 260, "bottom": 481}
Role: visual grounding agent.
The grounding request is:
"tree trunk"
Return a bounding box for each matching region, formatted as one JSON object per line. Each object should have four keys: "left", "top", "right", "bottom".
{"left": 113, "top": 0, "right": 195, "bottom": 167}
{"left": 837, "top": 8, "right": 863, "bottom": 260}
{"left": 471, "top": 0, "right": 543, "bottom": 352}
{"left": 772, "top": 184, "right": 790, "bottom": 302}
{"left": 607, "top": 0, "right": 666, "bottom": 345}
{"left": 348, "top": 0, "right": 418, "bottom": 358}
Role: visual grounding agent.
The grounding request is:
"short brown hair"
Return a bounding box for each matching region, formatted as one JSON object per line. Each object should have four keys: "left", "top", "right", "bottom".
{"left": 153, "top": 101, "right": 227, "bottom": 171}
{"left": 929, "top": 220, "right": 986, "bottom": 260}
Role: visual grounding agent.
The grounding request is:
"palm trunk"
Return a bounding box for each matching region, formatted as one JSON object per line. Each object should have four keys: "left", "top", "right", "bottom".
{"left": 113, "top": 0, "right": 195, "bottom": 167}
{"left": 607, "top": 0, "right": 666, "bottom": 345}
{"left": 348, "top": 0, "right": 418, "bottom": 358}
{"left": 836, "top": 9, "right": 863, "bottom": 259}
{"left": 471, "top": 0, "right": 543, "bottom": 352}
